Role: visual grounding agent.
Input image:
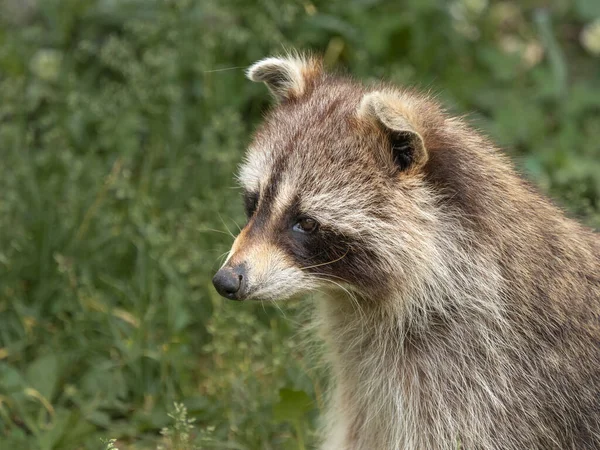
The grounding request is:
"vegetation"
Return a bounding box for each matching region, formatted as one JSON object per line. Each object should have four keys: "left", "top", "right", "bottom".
{"left": 0, "top": 0, "right": 598, "bottom": 448}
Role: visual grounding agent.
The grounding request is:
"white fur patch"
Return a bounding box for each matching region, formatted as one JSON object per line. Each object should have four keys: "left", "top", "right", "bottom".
{"left": 243, "top": 242, "right": 312, "bottom": 301}
{"left": 237, "top": 148, "right": 269, "bottom": 193}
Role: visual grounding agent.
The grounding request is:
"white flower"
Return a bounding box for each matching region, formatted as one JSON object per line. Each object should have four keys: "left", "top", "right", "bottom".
{"left": 29, "top": 49, "right": 63, "bottom": 82}
{"left": 581, "top": 19, "right": 600, "bottom": 56}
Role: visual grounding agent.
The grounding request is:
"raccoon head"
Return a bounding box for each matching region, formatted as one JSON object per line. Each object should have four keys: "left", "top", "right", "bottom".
{"left": 213, "top": 55, "right": 442, "bottom": 303}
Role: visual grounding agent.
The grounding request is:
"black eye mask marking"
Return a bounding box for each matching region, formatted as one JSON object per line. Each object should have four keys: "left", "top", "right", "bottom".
{"left": 282, "top": 225, "right": 381, "bottom": 292}
{"left": 243, "top": 190, "right": 259, "bottom": 219}
{"left": 274, "top": 198, "right": 382, "bottom": 291}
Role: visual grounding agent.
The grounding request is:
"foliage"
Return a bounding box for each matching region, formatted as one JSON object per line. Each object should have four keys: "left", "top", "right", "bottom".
{"left": 103, "top": 439, "right": 119, "bottom": 450}
{"left": 0, "top": 0, "right": 598, "bottom": 448}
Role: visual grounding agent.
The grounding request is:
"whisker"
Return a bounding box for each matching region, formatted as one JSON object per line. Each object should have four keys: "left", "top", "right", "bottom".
{"left": 232, "top": 219, "right": 242, "bottom": 233}
{"left": 310, "top": 275, "right": 367, "bottom": 324}
{"left": 217, "top": 213, "right": 236, "bottom": 239}
{"left": 198, "top": 227, "right": 233, "bottom": 237}
{"left": 260, "top": 299, "right": 268, "bottom": 315}
{"left": 217, "top": 251, "right": 230, "bottom": 265}
{"left": 299, "top": 247, "right": 350, "bottom": 271}
{"left": 202, "top": 66, "right": 246, "bottom": 73}
{"left": 267, "top": 297, "right": 288, "bottom": 319}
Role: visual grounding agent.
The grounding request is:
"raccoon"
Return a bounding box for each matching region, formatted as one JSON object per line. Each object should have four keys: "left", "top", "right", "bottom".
{"left": 212, "top": 55, "right": 600, "bottom": 450}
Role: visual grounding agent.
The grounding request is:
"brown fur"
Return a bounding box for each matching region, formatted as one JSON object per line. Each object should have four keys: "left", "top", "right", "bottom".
{"left": 214, "top": 55, "right": 600, "bottom": 449}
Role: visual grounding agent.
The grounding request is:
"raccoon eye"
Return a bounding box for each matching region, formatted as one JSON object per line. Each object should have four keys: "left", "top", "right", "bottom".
{"left": 293, "top": 217, "right": 318, "bottom": 234}
{"left": 244, "top": 191, "right": 259, "bottom": 218}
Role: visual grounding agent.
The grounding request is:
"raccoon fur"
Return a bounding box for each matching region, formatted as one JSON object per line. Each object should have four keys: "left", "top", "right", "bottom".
{"left": 212, "top": 54, "right": 600, "bottom": 450}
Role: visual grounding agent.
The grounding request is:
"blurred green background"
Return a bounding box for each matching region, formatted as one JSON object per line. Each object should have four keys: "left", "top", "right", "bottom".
{"left": 0, "top": 0, "right": 599, "bottom": 449}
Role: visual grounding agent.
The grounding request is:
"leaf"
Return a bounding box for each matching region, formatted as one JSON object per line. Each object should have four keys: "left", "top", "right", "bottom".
{"left": 25, "top": 354, "right": 60, "bottom": 402}
{"left": 37, "top": 408, "right": 72, "bottom": 450}
{"left": 574, "top": 0, "right": 600, "bottom": 20}
{"left": 272, "top": 388, "right": 313, "bottom": 423}
{"left": 306, "top": 14, "right": 360, "bottom": 43}
{"left": 38, "top": 408, "right": 95, "bottom": 450}
{"left": 534, "top": 9, "right": 567, "bottom": 100}
{"left": 0, "top": 363, "right": 26, "bottom": 392}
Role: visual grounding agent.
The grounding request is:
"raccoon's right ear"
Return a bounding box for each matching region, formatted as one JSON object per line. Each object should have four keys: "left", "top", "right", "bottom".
{"left": 358, "top": 91, "right": 428, "bottom": 173}
{"left": 246, "top": 55, "right": 321, "bottom": 102}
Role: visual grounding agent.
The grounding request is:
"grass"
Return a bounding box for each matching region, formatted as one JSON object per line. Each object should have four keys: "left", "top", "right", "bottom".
{"left": 0, "top": 0, "right": 599, "bottom": 448}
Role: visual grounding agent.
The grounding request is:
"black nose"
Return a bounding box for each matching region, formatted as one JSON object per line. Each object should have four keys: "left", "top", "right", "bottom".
{"left": 212, "top": 264, "right": 247, "bottom": 300}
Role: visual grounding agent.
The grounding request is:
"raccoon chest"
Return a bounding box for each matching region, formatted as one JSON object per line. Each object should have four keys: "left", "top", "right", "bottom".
{"left": 321, "top": 337, "right": 422, "bottom": 450}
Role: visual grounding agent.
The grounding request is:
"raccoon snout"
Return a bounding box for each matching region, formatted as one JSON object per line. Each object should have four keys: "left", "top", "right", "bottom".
{"left": 212, "top": 263, "right": 247, "bottom": 301}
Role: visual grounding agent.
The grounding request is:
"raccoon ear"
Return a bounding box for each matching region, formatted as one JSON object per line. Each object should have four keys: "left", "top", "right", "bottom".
{"left": 246, "top": 56, "right": 320, "bottom": 102}
{"left": 358, "top": 91, "right": 428, "bottom": 172}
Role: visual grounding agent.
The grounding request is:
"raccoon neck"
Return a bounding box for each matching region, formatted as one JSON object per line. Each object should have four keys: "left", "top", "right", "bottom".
{"left": 315, "top": 221, "right": 509, "bottom": 450}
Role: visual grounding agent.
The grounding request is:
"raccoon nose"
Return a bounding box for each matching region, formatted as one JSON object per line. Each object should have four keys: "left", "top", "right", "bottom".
{"left": 212, "top": 264, "right": 247, "bottom": 300}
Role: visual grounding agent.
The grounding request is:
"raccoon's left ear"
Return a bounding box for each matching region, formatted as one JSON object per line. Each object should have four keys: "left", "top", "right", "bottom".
{"left": 359, "top": 91, "right": 428, "bottom": 173}
{"left": 246, "top": 55, "right": 321, "bottom": 102}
